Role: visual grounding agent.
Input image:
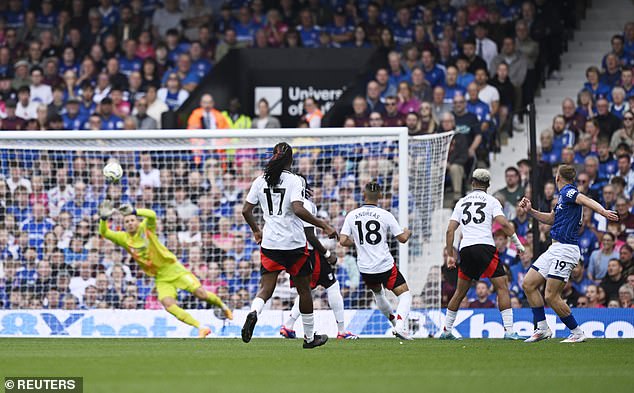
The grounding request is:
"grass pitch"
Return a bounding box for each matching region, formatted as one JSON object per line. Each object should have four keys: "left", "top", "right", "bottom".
{"left": 0, "top": 338, "right": 632, "bottom": 393}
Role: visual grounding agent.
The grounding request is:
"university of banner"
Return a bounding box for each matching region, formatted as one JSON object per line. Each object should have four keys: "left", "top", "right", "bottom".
{"left": 0, "top": 309, "right": 632, "bottom": 338}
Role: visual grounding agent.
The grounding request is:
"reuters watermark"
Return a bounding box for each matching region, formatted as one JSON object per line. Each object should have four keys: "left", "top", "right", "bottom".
{"left": 4, "top": 377, "right": 82, "bottom": 392}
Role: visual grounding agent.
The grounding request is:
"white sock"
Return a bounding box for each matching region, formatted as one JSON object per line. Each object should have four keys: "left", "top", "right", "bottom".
{"left": 250, "top": 297, "right": 265, "bottom": 315}
{"left": 537, "top": 320, "right": 549, "bottom": 331}
{"left": 395, "top": 291, "right": 412, "bottom": 331}
{"left": 372, "top": 288, "right": 395, "bottom": 326}
{"left": 326, "top": 282, "right": 345, "bottom": 334}
{"left": 285, "top": 296, "right": 300, "bottom": 329}
{"left": 301, "top": 313, "right": 314, "bottom": 342}
{"left": 500, "top": 308, "right": 513, "bottom": 333}
{"left": 445, "top": 309, "right": 457, "bottom": 331}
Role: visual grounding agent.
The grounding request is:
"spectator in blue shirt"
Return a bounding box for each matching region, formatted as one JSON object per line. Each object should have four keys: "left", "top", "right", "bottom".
{"left": 161, "top": 53, "right": 200, "bottom": 93}
{"left": 6, "top": 186, "right": 32, "bottom": 224}
{"left": 36, "top": 0, "right": 58, "bottom": 30}
{"left": 443, "top": 66, "right": 466, "bottom": 104}
{"left": 234, "top": 5, "right": 261, "bottom": 46}
{"left": 392, "top": 6, "right": 414, "bottom": 49}
{"left": 551, "top": 115, "right": 576, "bottom": 155}
{"left": 62, "top": 181, "right": 97, "bottom": 225}
{"left": 597, "top": 139, "right": 618, "bottom": 179}
{"left": 62, "top": 98, "right": 87, "bottom": 130}
{"left": 20, "top": 202, "right": 54, "bottom": 249}
{"left": 494, "top": 229, "right": 519, "bottom": 266}
{"left": 432, "top": 0, "right": 456, "bottom": 28}
{"left": 540, "top": 129, "right": 559, "bottom": 166}
{"left": 327, "top": 8, "right": 353, "bottom": 47}
{"left": 64, "top": 238, "right": 88, "bottom": 267}
{"left": 584, "top": 66, "right": 611, "bottom": 100}
{"left": 97, "top": 97, "right": 123, "bottom": 130}
{"left": 455, "top": 56, "right": 475, "bottom": 89}
{"left": 5, "top": 0, "right": 25, "bottom": 29}
{"left": 297, "top": 9, "right": 321, "bottom": 48}
{"left": 421, "top": 49, "right": 445, "bottom": 87}
{"left": 387, "top": 51, "right": 411, "bottom": 87}
{"left": 189, "top": 41, "right": 212, "bottom": 80}
{"left": 119, "top": 39, "right": 143, "bottom": 78}
{"left": 601, "top": 54, "right": 622, "bottom": 88}
{"left": 603, "top": 35, "right": 633, "bottom": 70}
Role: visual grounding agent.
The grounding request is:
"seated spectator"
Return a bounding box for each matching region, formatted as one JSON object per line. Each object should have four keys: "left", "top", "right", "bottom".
{"left": 431, "top": 86, "right": 451, "bottom": 119}
{"left": 387, "top": 51, "right": 410, "bottom": 87}
{"left": 382, "top": 96, "right": 404, "bottom": 127}
{"left": 600, "top": 54, "right": 621, "bottom": 88}
{"left": 29, "top": 66, "right": 52, "bottom": 105}
{"left": 221, "top": 98, "right": 252, "bottom": 129}
{"left": 142, "top": 85, "right": 168, "bottom": 128}
{"left": 619, "top": 284, "right": 633, "bottom": 308}
{"left": 609, "top": 87, "right": 629, "bottom": 120}
{"left": 396, "top": 82, "right": 420, "bottom": 115}
{"left": 151, "top": 0, "right": 183, "bottom": 40}
{"left": 596, "top": 97, "right": 622, "bottom": 141}
{"left": 409, "top": 67, "right": 432, "bottom": 103}
{"left": 584, "top": 66, "right": 611, "bottom": 100}
{"left": 252, "top": 98, "right": 281, "bottom": 129}
{"left": 296, "top": 9, "right": 321, "bottom": 48}
{"left": 443, "top": 66, "right": 466, "bottom": 104}
{"left": 603, "top": 34, "right": 633, "bottom": 69}
{"left": 421, "top": 49, "right": 445, "bottom": 88}
{"left": 562, "top": 97, "right": 586, "bottom": 137}
{"left": 419, "top": 102, "right": 437, "bottom": 134}
{"left": 589, "top": 234, "right": 620, "bottom": 282}
{"left": 365, "top": 81, "right": 385, "bottom": 114}
{"left": 455, "top": 55, "right": 475, "bottom": 90}
{"left": 496, "top": 167, "right": 525, "bottom": 207}
{"left": 375, "top": 68, "right": 396, "bottom": 99}
{"left": 187, "top": 93, "right": 229, "bottom": 130}
{"left": 157, "top": 73, "right": 189, "bottom": 111}
{"left": 620, "top": 68, "right": 633, "bottom": 98}
{"left": 302, "top": 97, "right": 323, "bottom": 128}
{"left": 161, "top": 53, "right": 200, "bottom": 93}
{"left": 15, "top": 86, "right": 37, "bottom": 120}
{"left": 404, "top": 112, "right": 421, "bottom": 135}
{"left": 601, "top": 259, "right": 626, "bottom": 301}
{"left": 468, "top": 281, "right": 495, "bottom": 308}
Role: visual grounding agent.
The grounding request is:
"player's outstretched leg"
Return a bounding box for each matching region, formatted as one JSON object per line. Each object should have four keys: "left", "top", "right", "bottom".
{"left": 392, "top": 283, "right": 413, "bottom": 340}
{"left": 192, "top": 287, "right": 233, "bottom": 320}
{"left": 281, "top": 296, "right": 300, "bottom": 339}
{"left": 371, "top": 287, "right": 396, "bottom": 327}
{"left": 161, "top": 297, "right": 209, "bottom": 338}
{"left": 326, "top": 281, "right": 358, "bottom": 339}
{"left": 490, "top": 276, "right": 527, "bottom": 340}
{"left": 294, "top": 275, "right": 328, "bottom": 349}
{"left": 440, "top": 277, "right": 470, "bottom": 340}
{"left": 544, "top": 279, "right": 586, "bottom": 343}
{"left": 243, "top": 271, "right": 279, "bottom": 343}
{"left": 522, "top": 269, "right": 552, "bottom": 342}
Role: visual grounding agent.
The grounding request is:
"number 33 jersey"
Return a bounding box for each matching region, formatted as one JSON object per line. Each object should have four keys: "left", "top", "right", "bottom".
{"left": 341, "top": 204, "right": 404, "bottom": 274}
{"left": 246, "top": 170, "right": 306, "bottom": 250}
{"left": 450, "top": 190, "right": 504, "bottom": 250}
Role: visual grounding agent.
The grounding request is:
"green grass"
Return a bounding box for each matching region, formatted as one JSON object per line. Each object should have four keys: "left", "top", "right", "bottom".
{"left": 0, "top": 338, "right": 632, "bottom": 393}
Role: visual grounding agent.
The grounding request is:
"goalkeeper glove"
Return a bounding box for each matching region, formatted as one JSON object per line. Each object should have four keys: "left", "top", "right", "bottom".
{"left": 118, "top": 204, "right": 136, "bottom": 216}
{"left": 99, "top": 200, "right": 115, "bottom": 220}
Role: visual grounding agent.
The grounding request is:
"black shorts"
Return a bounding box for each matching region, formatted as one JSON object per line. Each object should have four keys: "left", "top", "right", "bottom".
{"left": 290, "top": 249, "right": 337, "bottom": 289}
{"left": 260, "top": 246, "right": 311, "bottom": 277}
{"left": 458, "top": 244, "right": 505, "bottom": 281}
{"left": 361, "top": 265, "right": 406, "bottom": 290}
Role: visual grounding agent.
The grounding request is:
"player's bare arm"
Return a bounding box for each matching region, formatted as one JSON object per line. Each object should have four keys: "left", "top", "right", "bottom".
{"left": 291, "top": 200, "right": 338, "bottom": 239}
{"left": 494, "top": 215, "right": 525, "bottom": 253}
{"left": 519, "top": 196, "right": 555, "bottom": 225}
{"left": 242, "top": 201, "right": 262, "bottom": 244}
{"left": 339, "top": 234, "right": 354, "bottom": 247}
{"left": 575, "top": 193, "right": 619, "bottom": 222}
{"left": 444, "top": 220, "right": 459, "bottom": 269}
{"left": 395, "top": 228, "right": 412, "bottom": 243}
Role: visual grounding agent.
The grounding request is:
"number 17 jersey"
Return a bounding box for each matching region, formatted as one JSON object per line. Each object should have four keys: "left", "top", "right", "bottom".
{"left": 245, "top": 170, "right": 306, "bottom": 250}
{"left": 341, "top": 204, "right": 404, "bottom": 274}
{"left": 450, "top": 190, "right": 504, "bottom": 250}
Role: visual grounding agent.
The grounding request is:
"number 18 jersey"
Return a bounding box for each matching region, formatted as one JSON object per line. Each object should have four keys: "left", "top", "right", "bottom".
{"left": 450, "top": 190, "right": 504, "bottom": 250}
{"left": 341, "top": 204, "right": 404, "bottom": 274}
{"left": 246, "top": 170, "right": 306, "bottom": 250}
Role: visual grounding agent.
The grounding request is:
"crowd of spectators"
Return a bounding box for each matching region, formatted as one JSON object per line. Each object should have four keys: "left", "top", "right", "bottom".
{"left": 441, "top": 20, "right": 634, "bottom": 310}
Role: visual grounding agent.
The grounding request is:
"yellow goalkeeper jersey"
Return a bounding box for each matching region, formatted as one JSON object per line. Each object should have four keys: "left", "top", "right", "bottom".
{"left": 99, "top": 208, "right": 188, "bottom": 282}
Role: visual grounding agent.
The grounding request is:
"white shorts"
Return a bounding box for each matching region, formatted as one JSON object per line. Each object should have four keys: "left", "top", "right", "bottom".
{"left": 531, "top": 242, "right": 581, "bottom": 282}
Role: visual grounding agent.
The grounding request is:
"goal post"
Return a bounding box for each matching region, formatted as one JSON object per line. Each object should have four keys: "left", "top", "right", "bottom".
{"left": 0, "top": 128, "right": 453, "bottom": 338}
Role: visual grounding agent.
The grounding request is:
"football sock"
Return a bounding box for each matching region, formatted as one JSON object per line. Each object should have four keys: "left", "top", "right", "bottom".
{"left": 301, "top": 313, "right": 314, "bottom": 342}
{"left": 395, "top": 291, "right": 412, "bottom": 330}
{"left": 501, "top": 308, "right": 514, "bottom": 333}
{"left": 445, "top": 309, "right": 457, "bottom": 331}
{"left": 372, "top": 288, "right": 395, "bottom": 326}
{"left": 166, "top": 304, "right": 200, "bottom": 328}
{"left": 326, "top": 282, "right": 346, "bottom": 334}
{"left": 285, "top": 296, "right": 300, "bottom": 329}
{"left": 206, "top": 292, "right": 226, "bottom": 309}
{"left": 251, "top": 297, "right": 265, "bottom": 315}
{"left": 561, "top": 314, "right": 582, "bottom": 334}
{"left": 531, "top": 306, "right": 548, "bottom": 330}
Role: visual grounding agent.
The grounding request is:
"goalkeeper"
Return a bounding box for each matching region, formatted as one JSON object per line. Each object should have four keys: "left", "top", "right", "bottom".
{"left": 98, "top": 201, "right": 232, "bottom": 338}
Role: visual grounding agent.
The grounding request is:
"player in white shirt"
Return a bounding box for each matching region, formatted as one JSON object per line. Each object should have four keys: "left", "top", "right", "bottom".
{"left": 340, "top": 182, "right": 413, "bottom": 340}
{"left": 281, "top": 175, "right": 359, "bottom": 340}
{"left": 442, "top": 169, "right": 526, "bottom": 340}
{"left": 241, "top": 142, "right": 337, "bottom": 349}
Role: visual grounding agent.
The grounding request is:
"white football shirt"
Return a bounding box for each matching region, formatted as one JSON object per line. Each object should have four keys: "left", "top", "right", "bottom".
{"left": 246, "top": 170, "right": 307, "bottom": 250}
{"left": 302, "top": 199, "right": 318, "bottom": 250}
{"left": 450, "top": 190, "right": 504, "bottom": 249}
{"left": 341, "top": 205, "right": 404, "bottom": 274}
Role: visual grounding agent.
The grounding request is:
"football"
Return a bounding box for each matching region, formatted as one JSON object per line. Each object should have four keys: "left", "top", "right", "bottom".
{"left": 103, "top": 161, "right": 123, "bottom": 183}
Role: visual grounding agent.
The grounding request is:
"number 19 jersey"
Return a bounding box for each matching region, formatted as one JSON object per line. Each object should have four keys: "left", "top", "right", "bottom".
{"left": 246, "top": 170, "right": 306, "bottom": 250}
{"left": 450, "top": 190, "right": 504, "bottom": 250}
{"left": 341, "top": 204, "right": 404, "bottom": 274}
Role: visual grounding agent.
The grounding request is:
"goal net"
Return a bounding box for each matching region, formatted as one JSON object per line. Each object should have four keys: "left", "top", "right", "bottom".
{"left": 0, "top": 129, "right": 452, "bottom": 338}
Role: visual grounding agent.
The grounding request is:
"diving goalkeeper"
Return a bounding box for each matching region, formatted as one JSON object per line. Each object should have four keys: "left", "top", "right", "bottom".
{"left": 98, "top": 201, "right": 232, "bottom": 338}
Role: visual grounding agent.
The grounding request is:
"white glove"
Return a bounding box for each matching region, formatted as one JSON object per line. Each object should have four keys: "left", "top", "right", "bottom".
{"left": 99, "top": 200, "right": 115, "bottom": 220}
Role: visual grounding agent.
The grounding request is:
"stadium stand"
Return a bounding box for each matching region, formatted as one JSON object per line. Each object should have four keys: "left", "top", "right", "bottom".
{"left": 0, "top": 0, "right": 632, "bottom": 313}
